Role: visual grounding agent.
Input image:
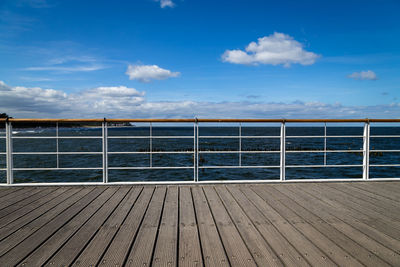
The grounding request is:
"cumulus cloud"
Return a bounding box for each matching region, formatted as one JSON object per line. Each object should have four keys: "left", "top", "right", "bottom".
{"left": 222, "top": 32, "right": 320, "bottom": 67}
{"left": 156, "top": 0, "right": 175, "bottom": 8}
{"left": 0, "top": 81, "right": 144, "bottom": 117}
{"left": 348, "top": 70, "right": 378, "bottom": 80}
{"left": 2, "top": 81, "right": 400, "bottom": 119}
{"left": 126, "top": 64, "right": 180, "bottom": 83}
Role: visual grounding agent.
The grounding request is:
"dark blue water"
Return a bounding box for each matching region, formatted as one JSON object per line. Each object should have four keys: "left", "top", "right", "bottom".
{"left": 1, "top": 126, "right": 400, "bottom": 183}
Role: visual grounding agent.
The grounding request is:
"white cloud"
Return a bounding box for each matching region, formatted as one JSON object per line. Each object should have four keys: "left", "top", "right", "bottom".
{"left": 156, "top": 0, "right": 175, "bottom": 8}
{"left": 126, "top": 64, "right": 180, "bottom": 83}
{"left": 222, "top": 32, "right": 320, "bottom": 67}
{"left": 0, "top": 81, "right": 144, "bottom": 117}
{"left": 2, "top": 81, "right": 400, "bottom": 119}
{"left": 348, "top": 70, "right": 378, "bottom": 80}
{"left": 25, "top": 64, "right": 106, "bottom": 72}
{"left": 24, "top": 55, "right": 107, "bottom": 73}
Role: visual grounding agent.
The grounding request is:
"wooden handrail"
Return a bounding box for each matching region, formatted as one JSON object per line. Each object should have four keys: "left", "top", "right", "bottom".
{"left": 1, "top": 118, "right": 400, "bottom": 123}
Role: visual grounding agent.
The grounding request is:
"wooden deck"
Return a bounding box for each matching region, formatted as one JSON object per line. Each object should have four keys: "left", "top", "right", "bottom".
{"left": 0, "top": 182, "right": 399, "bottom": 266}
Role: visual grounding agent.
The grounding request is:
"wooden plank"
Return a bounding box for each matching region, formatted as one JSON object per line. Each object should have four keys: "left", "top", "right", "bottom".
{"left": 227, "top": 185, "right": 310, "bottom": 266}
{"left": 279, "top": 183, "right": 400, "bottom": 266}
{"left": 335, "top": 183, "right": 400, "bottom": 210}
{"left": 294, "top": 184, "right": 400, "bottom": 252}
{"left": 372, "top": 182, "right": 400, "bottom": 194}
{"left": 124, "top": 186, "right": 166, "bottom": 267}
{"left": 0, "top": 187, "right": 59, "bottom": 218}
{"left": 215, "top": 186, "right": 283, "bottom": 266}
{"left": 351, "top": 182, "right": 400, "bottom": 202}
{"left": 0, "top": 187, "right": 67, "bottom": 227}
{"left": 322, "top": 183, "right": 400, "bottom": 223}
{"left": 327, "top": 183, "right": 400, "bottom": 221}
{"left": 0, "top": 187, "right": 23, "bottom": 199}
{"left": 20, "top": 187, "right": 123, "bottom": 266}
{"left": 202, "top": 186, "right": 256, "bottom": 267}
{"left": 39, "top": 187, "right": 129, "bottom": 266}
{"left": 152, "top": 186, "right": 179, "bottom": 267}
{"left": 0, "top": 187, "right": 105, "bottom": 265}
{"left": 71, "top": 186, "right": 142, "bottom": 267}
{"left": 178, "top": 186, "right": 203, "bottom": 267}
{"left": 191, "top": 186, "right": 229, "bottom": 267}
{"left": 309, "top": 183, "right": 400, "bottom": 239}
{"left": 244, "top": 185, "right": 357, "bottom": 266}
{"left": 0, "top": 187, "right": 87, "bottom": 252}
{"left": 0, "top": 187, "right": 41, "bottom": 210}
{"left": 99, "top": 186, "right": 154, "bottom": 266}
{"left": 261, "top": 184, "right": 390, "bottom": 266}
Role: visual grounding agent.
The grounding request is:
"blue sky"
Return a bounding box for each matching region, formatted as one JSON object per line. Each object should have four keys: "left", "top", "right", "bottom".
{"left": 1, "top": 0, "right": 400, "bottom": 118}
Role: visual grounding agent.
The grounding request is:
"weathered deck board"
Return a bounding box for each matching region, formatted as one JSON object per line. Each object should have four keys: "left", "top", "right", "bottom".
{"left": 249, "top": 185, "right": 359, "bottom": 266}
{"left": 72, "top": 186, "right": 142, "bottom": 266}
{"left": 0, "top": 187, "right": 67, "bottom": 228}
{"left": 265, "top": 184, "right": 390, "bottom": 266}
{"left": 152, "top": 186, "right": 179, "bottom": 266}
{"left": 279, "top": 184, "right": 400, "bottom": 266}
{"left": 0, "top": 187, "right": 90, "bottom": 256}
{"left": 125, "top": 187, "right": 166, "bottom": 267}
{"left": 99, "top": 186, "right": 154, "bottom": 266}
{"left": 178, "top": 186, "right": 203, "bottom": 266}
{"left": 215, "top": 186, "right": 282, "bottom": 266}
{"left": 203, "top": 186, "right": 256, "bottom": 266}
{"left": 191, "top": 186, "right": 229, "bottom": 267}
{"left": 227, "top": 186, "right": 309, "bottom": 266}
{"left": 0, "top": 181, "right": 399, "bottom": 266}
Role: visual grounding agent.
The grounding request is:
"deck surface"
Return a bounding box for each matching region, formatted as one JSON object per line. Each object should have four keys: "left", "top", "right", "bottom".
{"left": 0, "top": 182, "right": 400, "bottom": 266}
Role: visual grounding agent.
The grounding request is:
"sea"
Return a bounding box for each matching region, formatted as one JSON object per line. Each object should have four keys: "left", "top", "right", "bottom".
{"left": 1, "top": 126, "right": 400, "bottom": 183}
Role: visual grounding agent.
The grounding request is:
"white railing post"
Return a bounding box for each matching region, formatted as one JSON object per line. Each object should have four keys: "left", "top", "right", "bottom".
{"left": 193, "top": 121, "right": 196, "bottom": 182}
{"left": 196, "top": 120, "right": 199, "bottom": 182}
{"left": 56, "top": 122, "right": 59, "bottom": 169}
{"left": 102, "top": 120, "right": 108, "bottom": 183}
{"left": 280, "top": 121, "right": 286, "bottom": 181}
{"left": 239, "top": 122, "right": 242, "bottom": 166}
{"left": 363, "top": 121, "right": 370, "bottom": 180}
{"left": 324, "top": 122, "right": 327, "bottom": 166}
{"left": 149, "top": 122, "right": 152, "bottom": 168}
{"left": 6, "top": 120, "right": 13, "bottom": 184}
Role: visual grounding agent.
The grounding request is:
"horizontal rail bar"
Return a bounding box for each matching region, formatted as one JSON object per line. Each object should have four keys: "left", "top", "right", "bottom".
{"left": 4, "top": 134, "right": 369, "bottom": 139}
{"left": 199, "top": 135, "right": 280, "bottom": 138}
{"left": 198, "top": 150, "right": 362, "bottom": 153}
{"left": 2, "top": 178, "right": 400, "bottom": 186}
{"left": 370, "top": 164, "right": 400, "bottom": 167}
{"left": 108, "top": 151, "right": 193, "bottom": 154}
{"left": 286, "top": 164, "right": 363, "bottom": 168}
{"left": 8, "top": 150, "right": 367, "bottom": 155}
{"left": 12, "top": 136, "right": 102, "bottom": 139}
{"left": 12, "top": 152, "right": 102, "bottom": 155}
{"left": 108, "top": 166, "right": 193, "bottom": 170}
{"left": 199, "top": 151, "right": 280, "bottom": 154}
{"left": 199, "top": 164, "right": 362, "bottom": 169}
{"left": 287, "top": 135, "right": 363, "bottom": 138}
{"left": 199, "top": 165, "right": 280, "bottom": 169}
{"left": 286, "top": 150, "right": 363, "bottom": 153}
{"left": 370, "top": 135, "right": 400, "bottom": 138}
{"left": 3, "top": 118, "right": 400, "bottom": 123}
{"left": 370, "top": 150, "right": 400, "bottom": 153}
{"left": 108, "top": 136, "right": 194, "bottom": 139}
{"left": 13, "top": 167, "right": 102, "bottom": 171}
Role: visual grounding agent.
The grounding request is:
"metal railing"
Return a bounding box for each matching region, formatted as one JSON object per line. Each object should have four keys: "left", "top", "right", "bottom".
{"left": 1, "top": 118, "right": 400, "bottom": 185}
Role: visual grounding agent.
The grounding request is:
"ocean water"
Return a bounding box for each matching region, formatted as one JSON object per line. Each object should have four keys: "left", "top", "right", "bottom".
{"left": 1, "top": 126, "right": 400, "bottom": 183}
